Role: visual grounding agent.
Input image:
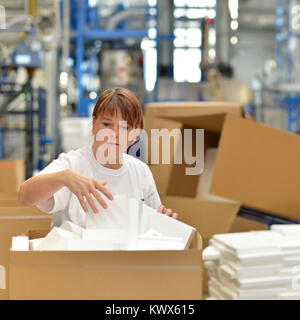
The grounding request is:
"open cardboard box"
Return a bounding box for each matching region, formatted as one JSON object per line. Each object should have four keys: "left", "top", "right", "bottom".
{"left": 0, "top": 160, "right": 24, "bottom": 194}
{"left": 0, "top": 206, "right": 51, "bottom": 300}
{"left": 9, "top": 229, "right": 203, "bottom": 300}
{"left": 145, "top": 102, "right": 245, "bottom": 242}
{"left": 145, "top": 101, "right": 300, "bottom": 229}
{"left": 145, "top": 101, "right": 300, "bottom": 293}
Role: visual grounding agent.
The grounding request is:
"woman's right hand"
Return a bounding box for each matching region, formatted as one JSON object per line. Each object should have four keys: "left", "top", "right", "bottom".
{"left": 62, "top": 169, "right": 114, "bottom": 214}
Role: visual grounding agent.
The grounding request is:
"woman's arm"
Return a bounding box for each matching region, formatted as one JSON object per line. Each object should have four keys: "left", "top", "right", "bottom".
{"left": 18, "top": 170, "right": 68, "bottom": 206}
{"left": 18, "top": 169, "right": 113, "bottom": 213}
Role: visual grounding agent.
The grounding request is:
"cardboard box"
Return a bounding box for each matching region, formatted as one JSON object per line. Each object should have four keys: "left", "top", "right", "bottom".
{"left": 0, "top": 207, "right": 51, "bottom": 300}
{"left": 0, "top": 199, "right": 27, "bottom": 207}
{"left": 9, "top": 230, "right": 203, "bottom": 300}
{"left": 144, "top": 102, "right": 242, "bottom": 237}
{"left": 144, "top": 101, "right": 298, "bottom": 293}
{"left": 0, "top": 193, "right": 18, "bottom": 200}
{"left": 0, "top": 160, "right": 25, "bottom": 193}
{"left": 145, "top": 101, "right": 300, "bottom": 221}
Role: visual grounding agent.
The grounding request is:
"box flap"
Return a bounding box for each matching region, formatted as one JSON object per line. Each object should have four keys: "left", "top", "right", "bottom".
{"left": 146, "top": 102, "right": 242, "bottom": 133}
{"left": 0, "top": 206, "right": 49, "bottom": 218}
{"left": 163, "top": 196, "right": 241, "bottom": 239}
{"left": 0, "top": 199, "right": 26, "bottom": 207}
{"left": 211, "top": 114, "right": 300, "bottom": 220}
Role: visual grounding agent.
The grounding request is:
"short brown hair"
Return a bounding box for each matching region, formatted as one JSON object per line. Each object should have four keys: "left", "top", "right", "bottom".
{"left": 92, "top": 87, "right": 144, "bottom": 129}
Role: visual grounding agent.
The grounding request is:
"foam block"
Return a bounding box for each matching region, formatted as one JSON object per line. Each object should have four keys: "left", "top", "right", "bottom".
{"left": 129, "top": 237, "right": 185, "bottom": 250}
{"left": 12, "top": 236, "right": 29, "bottom": 251}
{"left": 203, "top": 245, "right": 221, "bottom": 261}
{"left": 36, "top": 227, "right": 80, "bottom": 251}
{"left": 67, "top": 239, "right": 114, "bottom": 251}
{"left": 85, "top": 194, "right": 133, "bottom": 239}
{"left": 141, "top": 203, "right": 196, "bottom": 249}
{"left": 271, "top": 224, "right": 300, "bottom": 237}
{"left": 59, "top": 220, "right": 85, "bottom": 238}
{"left": 29, "top": 238, "right": 45, "bottom": 251}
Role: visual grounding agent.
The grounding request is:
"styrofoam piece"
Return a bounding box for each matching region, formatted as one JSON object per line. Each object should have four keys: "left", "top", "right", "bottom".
{"left": 82, "top": 228, "right": 127, "bottom": 243}
{"left": 208, "top": 286, "right": 226, "bottom": 300}
{"left": 59, "top": 220, "right": 85, "bottom": 238}
{"left": 224, "top": 260, "right": 283, "bottom": 279}
{"left": 142, "top": 203, "right": 196, "bottom": 250}
{"left": 11, "top": 236, "right": 29, "bottom": 251}
{"left": 212, "top": 231, "right": 283, "bottom": 255}
{"left": 236, "top": 287, "right": 285, "bottom": 300}
{"left": 36, "top": 227, "right": 80, "bottom": 251}
{"left": 210, "top": 239, "right": 283, "bottom": 266}
{"left": 129, "top": 237, "right": 185, "bottom": 250}
{"left": 85, "top": 194, "right": 128, "bottom": 229}
{"left": 279, "top": 292, "right": 300, "bottom": 300}
{"left": 203, "top": 245, "right": 221, "bottom": 261}
{"left": 141, "top": 228, "right": 163, "bottom": 238}
{"left": 234, "top": 275, "right": 292, "bottom": 289}
{"left": 85, "top": 195, "right": 134, "bottom": 242}
{"left": 128, "top": 198, "right": 143, "bottom": 242}
{"left": 29, "top": 238, "right": 45, "bottom": 251}
{"left": 282, "top": 256, "right": 300, "bottom": 266}
{"left": 219, "top": 264, "right": 236, "bottom": 279}
{"left": 66, "top": 239, "right": 114, "bottom": 251}
{"left": 279, "top": 239, "right": 300, "bottom": 253}
{"left": 271, "top": 224, "right": 300, "bottom": 237}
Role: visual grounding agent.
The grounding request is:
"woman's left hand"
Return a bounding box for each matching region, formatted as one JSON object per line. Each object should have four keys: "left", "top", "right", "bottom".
{"left": 157, "top": 205, "right": 178, "bottom": 219}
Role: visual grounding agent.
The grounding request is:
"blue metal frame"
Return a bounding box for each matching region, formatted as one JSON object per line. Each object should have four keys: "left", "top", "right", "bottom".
{"left": 276, "top": 0, "right": 300, "bottom": 132}
{"left": 73, "top": 0, "right": 160, "bottom": 116}
{"left": 238, "top": 206, "right": 300, "bottom": 229}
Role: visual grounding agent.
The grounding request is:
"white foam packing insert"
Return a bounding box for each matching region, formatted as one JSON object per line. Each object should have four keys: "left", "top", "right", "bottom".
{"left": 129, "top": 238, "right": 185, "bottom": 251}
{"left": 12, "top": 236, "right": 29, "bottom": 251}
{"left": 271, "top": 224, "right": 300, "bottom": 236}
{"left": 36, "top": 227, "right": 80, "bottom": 251}
{"left": 67, "top": 239, "right": 114, "bottom": 251}
{"left": 203, "top": 245, "right": 221, "bottom": 260}
{"left": 141, "top": 203, "right": 196, "bottom": 250}
{"left": 205, "top": 226, "right": 300, "bottom": 300}
{"left": 29, "top": 238, "right": 45, "bottom": 251}
{"left": 212, "top": 231, "right": 284, "bottom": 255}
{"left": 85, "top": 194, "right": 129, "bottom": 230}
{"left": 60, "top": 220, "right": 85, "bottom": 238}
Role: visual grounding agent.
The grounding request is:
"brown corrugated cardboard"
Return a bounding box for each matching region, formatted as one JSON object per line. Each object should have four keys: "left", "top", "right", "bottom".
{"left": 0, "top": 160, "right": 24, "bottom": 193}
{"left": 0, "top": 199, "right": 26, "bottom": 207}
{"left": 9, "top": 230, "right": 203, "bottom": 300}
{"left": 0, "top": 207, "right": 51, "bottom": 300}
{"left": 210, "top": 113, "right": 300, "bottom": 220}
{"left": 0, "top": 193, "right": 18, "bottom": 200}
{"left": 229, "top": 216, "right": 266, "bottom": 233}
{"left": 143, "top": 102, "right": 257, "bottom": 295}
{"left": 144, "top": 102, "right": 242, "bottom": 200}
{"left": 144, "top": 102, "right": 242, "bottom": 236}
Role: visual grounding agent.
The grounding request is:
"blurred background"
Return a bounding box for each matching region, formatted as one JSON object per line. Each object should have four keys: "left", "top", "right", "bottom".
{"left": 0, "top": 0, "right": 299, "bottom": 178}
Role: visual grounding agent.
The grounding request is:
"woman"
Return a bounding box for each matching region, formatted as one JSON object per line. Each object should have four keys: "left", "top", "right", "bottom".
{"left": 18, "top": 87, "right": 178, "bottom": 228}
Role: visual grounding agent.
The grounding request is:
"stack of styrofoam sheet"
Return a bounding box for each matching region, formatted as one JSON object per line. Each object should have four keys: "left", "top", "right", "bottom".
{"left": 203, "top": 226, "right": 300, "bottom": 300}
{"left": 12, "top": 195, "right": 196, "bottom": 252}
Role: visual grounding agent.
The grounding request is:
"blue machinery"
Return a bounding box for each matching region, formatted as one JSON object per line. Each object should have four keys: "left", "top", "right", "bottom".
{"left": 72, "top": 0, "right": 160, "bottom": 116}
{"left": 276, "top": 0, "right": 300, "bottom": 132}
{"left": 0, "top": 80, "right": 50, "bottom": 178}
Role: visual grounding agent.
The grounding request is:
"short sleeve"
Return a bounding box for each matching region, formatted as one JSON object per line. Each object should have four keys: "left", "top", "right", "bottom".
{"left": 36, "top": 153, "right": 72, "bottom": 214}
{"left": 142, "top": 164, "right": 162, "bottom": 210}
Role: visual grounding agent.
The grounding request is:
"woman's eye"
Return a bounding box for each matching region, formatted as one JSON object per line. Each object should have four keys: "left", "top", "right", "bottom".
{"left": 103, "top": 122, "right": 111, "bottom": 126}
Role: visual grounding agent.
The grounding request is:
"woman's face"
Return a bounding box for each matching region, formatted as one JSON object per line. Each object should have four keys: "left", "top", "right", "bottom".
{"left": 92, "top": 109, "right": 141, "bottom": 164}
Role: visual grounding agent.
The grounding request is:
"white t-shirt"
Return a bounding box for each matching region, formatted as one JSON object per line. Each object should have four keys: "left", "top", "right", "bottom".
{"left": 37, "top": 144, "right": 161, "bottom": 228}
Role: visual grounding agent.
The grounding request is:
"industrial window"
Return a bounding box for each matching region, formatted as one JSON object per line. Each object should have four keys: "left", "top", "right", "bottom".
{"left": 173, "top": 0, "right": 216, "bottom": 83}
